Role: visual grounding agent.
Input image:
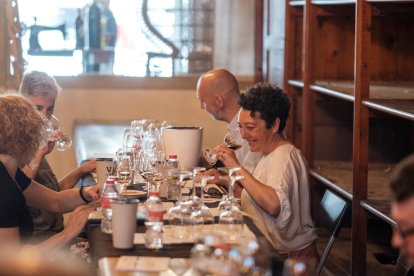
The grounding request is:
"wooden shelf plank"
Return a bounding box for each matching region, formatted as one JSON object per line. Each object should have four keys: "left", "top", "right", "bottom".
{"left": 287, "top": 79, "right": 304, "bottom": 88}
{"left": 363, "top": 99, "right": 414, "bottom": 121}
{"left": 310, "top": 170, "right": 353, "bottom": 200}
{"left": 311, "top": 81, "right": 414, "bottom": 118}
{"left": 289, "top": 0, "right": 306, "bottom": 6}
{"left": 314, "top": 80, "right": 414, "bottom": 99}
{"left": 311, "top": 161, "right": 392, "bottom": 200}
{"left": 369, "top": 82, "right": 414, "bottom": 100}
{"left": 310, "top": 83, "right": 355, "bottom": 102}
{"left": 360, "top": 199, "right": 395, "bottom": 225}
{"left": 367, "top": 0, "right": 414, "bottom": 3}
{"left": 312, "top": 0, "right": 356, "bottom": 4}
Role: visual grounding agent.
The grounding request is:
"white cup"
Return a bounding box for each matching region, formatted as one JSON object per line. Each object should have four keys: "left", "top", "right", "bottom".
{"left": 162, "top": 126, "right": 203, "bottom": 168}
{"left": 96, "top": 157, "right": 116, "bottom": 185}
{"left": 111, "top": 199, "right": 139, "bottom": 249}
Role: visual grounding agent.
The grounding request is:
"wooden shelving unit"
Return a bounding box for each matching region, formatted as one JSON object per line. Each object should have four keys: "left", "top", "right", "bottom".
{"left": 260, "top": 0, "right": 414, "bottom": 274}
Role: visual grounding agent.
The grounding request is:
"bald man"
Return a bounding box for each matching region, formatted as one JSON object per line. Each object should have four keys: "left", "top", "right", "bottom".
{"left": 197, "top": 69, "right": 261, "bottom": 170}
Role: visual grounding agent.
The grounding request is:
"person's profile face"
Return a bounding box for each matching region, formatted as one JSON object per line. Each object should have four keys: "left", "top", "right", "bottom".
{"left": 196, "top": 85, "right": 221, "bottom": 120}
{"left": 391, "top": 197, "right": 414, "bottom": 265}
{"left": 27, "top": 95, "right": 55, "bottom": 119}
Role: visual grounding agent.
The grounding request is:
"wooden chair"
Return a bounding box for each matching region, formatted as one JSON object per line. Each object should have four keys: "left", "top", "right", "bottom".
{"left": 314, "top": 189, "right": 349, "bottom": 275}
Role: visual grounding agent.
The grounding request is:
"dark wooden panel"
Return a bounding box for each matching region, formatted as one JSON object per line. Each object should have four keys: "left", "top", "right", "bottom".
{"left": 371, "top": 16, "right": 414, "bottom": 81}
{"left": 313, "top": 15, "right": 355, "bottom": 80}
{"left": 293, "top": 10, "right": 304, "bottom": 80}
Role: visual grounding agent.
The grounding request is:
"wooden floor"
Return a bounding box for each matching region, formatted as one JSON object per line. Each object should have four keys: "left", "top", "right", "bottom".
{"left": 317, "top": 225, "right": 396, "bottom": 276}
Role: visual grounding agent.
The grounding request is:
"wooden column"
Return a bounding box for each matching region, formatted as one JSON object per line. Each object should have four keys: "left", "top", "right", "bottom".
{"left": 0, "top": 1, "right": 7, "bottom": 88}
{"left": 3, "top": 0, "right": 23, "bottom": 90}
{"left": 254, "top": 0, "right": 264, "bottom": 83}
{"left": 302, "top": 0, "right": 316, "bottom": 166}
{"left": 352, "top": 0, "right": 371, "bottom": 275}
{"left": 283, "top": 1, "right": 295, "bottom": 141}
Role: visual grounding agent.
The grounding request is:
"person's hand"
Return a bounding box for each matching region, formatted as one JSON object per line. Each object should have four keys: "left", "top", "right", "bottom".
{"left": 79, "top": 159, "right": 96, "bottom": 175}
{"left": 197, "top": 168, "right": 221, "bottom": 184}
{"left": 83, "top": 183, "right": 102, "bottom": 202}
{"left": 37, "top": 140, "right": 55, "bottom": 157}
{"left": 49, "top": 129, "right": 65, "bottom": 141}
{"left": 61, "top": 205, "right": 96, "bottom": 240}
{"left": 38, "top": 129, "right": 65, "bottom": 156}
{"left": 213, "top": 144, "right": 240, "bottom": 168}
{"left": 233, "top": 182, "right": 243, "bottom": 199}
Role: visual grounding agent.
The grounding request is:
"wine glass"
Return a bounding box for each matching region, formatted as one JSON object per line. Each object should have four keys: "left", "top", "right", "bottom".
{"left": 140, "top": 154, "right": 160, "bottom": 192}
{"left": 188, "top": 167, "right": 206, "bottom": 210}
{"left": 218, "top": 203, "right": 244, "bottom": 243}
{"left": 169, "top": 258, "right": 191, "bottom": 276}
{"left": 203, "top": 132, "right": 242, "bottom": 168}
{"left": 166, "top": 169, "right": 193, "bottom": 239}
{"left": 223, "top": 132, "right": 242, "bottom": 150}
{"left": 218, "top": 168, "right": 242, "bottom": 211}
{"left": 190, "top": 175, "right": 215, "bottom": 237}
{"left": 115, "top": 149, "right": 133, "bottom": 193}
{"left": 46, "top": 114, "right": 72, "bottom": 151}
{"left": 198, "top": 175, "right": 215, "bottom": 223}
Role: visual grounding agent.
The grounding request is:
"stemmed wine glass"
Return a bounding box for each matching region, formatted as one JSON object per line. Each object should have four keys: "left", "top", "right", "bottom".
{"left": 115, "top": 149, "right": 134, "bottom": 193}
{"left": 188, "top": 167, "right": 206, "bottom": 210}
{"left": 218, "top": 174, "right": 245, "bottom": 243}
{"left": 166, "top": 169, "right": 193, "bottom": 239}
{"left": 45, "top": 114, "right": 72, "bottom": 151}
{"left": 218, "top": 167, "right": 242, "bottom": 211}
{"left": 140, "top": 153, "right": 163, "bottom": 193}
{"left": 223, "top": 132, "right": 243, "bottom": 150}
{"left": 190, "top": 175, "right": 215, "bottom": 236}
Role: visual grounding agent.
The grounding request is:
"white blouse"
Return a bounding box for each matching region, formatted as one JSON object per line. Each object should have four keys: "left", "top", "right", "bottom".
{"left": 241, "top": 144, "right": 317, "bottom": 253}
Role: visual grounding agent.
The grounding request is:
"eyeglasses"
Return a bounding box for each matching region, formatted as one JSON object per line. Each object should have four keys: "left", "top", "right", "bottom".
{"left": 393, "top": 225, "right": 414, "bottom": 239}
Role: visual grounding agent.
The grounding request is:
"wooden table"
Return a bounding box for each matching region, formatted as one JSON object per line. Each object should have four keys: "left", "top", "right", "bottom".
{"left": 86, "top": 188, "right": 284, "bottom": 275}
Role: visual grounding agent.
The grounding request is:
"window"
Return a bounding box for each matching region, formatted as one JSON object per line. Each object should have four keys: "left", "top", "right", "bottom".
{"left": 18, "top": 0, "right": 215, "bottom": 77}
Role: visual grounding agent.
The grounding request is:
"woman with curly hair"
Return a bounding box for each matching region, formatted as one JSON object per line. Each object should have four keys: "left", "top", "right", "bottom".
{"left": 213, "top": 83, "right": 318, "bottom": 271}
{"left": 0, "top": 93, "right": 99, "bottom": 250}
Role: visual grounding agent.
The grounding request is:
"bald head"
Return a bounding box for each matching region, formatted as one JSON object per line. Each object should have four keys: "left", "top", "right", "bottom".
{"left": 196, "top": 69, "right": 240, "bottom": 123}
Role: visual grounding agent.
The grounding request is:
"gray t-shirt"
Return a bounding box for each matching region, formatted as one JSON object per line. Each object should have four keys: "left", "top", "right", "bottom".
{"left": 29, "top": 158, "right": 64, "bottom": 234}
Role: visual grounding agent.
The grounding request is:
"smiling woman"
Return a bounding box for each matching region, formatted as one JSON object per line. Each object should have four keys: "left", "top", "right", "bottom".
{"left": 212, "top": 83, "right": 319, "bottom": 273}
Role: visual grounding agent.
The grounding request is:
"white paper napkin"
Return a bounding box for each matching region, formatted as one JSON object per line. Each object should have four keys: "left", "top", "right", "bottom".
{"left": 116, "top": 256, "right": 170, "bottom": 272}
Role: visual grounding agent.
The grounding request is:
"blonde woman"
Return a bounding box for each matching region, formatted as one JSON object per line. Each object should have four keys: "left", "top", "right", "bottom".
{"left": 0, "top": 93, "right": 99, "bottom": 250}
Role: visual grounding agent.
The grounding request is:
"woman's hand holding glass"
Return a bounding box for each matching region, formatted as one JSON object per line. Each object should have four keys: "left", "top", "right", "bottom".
{"left": 213, "top": 144, "right": 240, "bottom": 168}
{"left": 203, "top": 132, "right": 242, "bottom": 168}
